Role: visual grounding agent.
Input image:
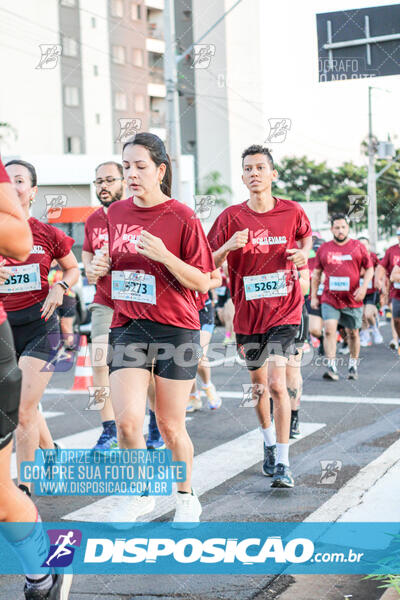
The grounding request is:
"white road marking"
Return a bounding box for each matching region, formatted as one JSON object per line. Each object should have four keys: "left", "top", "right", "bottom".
{"left": 63, "top": 422, "right": 325, "bottom": 522}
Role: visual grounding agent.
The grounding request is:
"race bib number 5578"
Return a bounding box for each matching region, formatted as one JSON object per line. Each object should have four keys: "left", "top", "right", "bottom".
{"left": 1, "top": 264, "right": 41, "bottom": 293}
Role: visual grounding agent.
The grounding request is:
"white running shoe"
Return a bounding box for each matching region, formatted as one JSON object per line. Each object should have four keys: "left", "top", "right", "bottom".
{"left": 172, "top": 490, "right": 202, "bottom": 528}
{"left": 370, "top": 327, "right": 383, "bottom": 345}
{"left": 203, "top": 383, "right": 222, "bottom": 410}
{"left": 186, "top": 392, "right": 202, "bottom": 412}
{"left": 108, "top": 494, "right": 155, "bottom": 529}
{"left": 359, "top": 329, "right": 371, "bottom": 347}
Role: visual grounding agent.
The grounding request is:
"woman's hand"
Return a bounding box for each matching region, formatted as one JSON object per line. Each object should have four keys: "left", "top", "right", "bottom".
{"left": 136, "top": 230, "right": 170, "bottom": 263}
{"left": 0, "top": 260, "right": 11, "bottom": 285}
{"left": 91, "top": 249, "right": 111, "bottom": 278}
{"left": 40, "top": 283, "right": 65, "bottom": 321}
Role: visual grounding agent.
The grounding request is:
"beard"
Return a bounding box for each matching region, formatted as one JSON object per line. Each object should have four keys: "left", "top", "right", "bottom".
{"left": 333, "top": 233, "right": 348, "bottom": 243}
{"left": 97, "top": 187, "right": 123, "bottom": 207}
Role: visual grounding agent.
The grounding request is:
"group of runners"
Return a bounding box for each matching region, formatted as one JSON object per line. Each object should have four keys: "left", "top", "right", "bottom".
{"left": 0, "top": 134, "right": 399, "bottom": 599}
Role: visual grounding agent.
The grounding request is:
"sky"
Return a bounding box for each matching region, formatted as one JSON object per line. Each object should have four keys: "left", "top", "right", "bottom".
{"left": 258, "top": 0, "right": 400, "bottom": 168}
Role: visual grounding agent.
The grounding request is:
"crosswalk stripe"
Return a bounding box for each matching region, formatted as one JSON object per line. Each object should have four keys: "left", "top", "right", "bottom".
{"left": 11, "top": 415, "right": 193, "bottom": 480}
{"left": 306, "top": 436, "right": 400, "bottom": 523}
{"left": 62, "top": 421, "right": 325, "bottom": 522}
{"left": 44, "top": 388, "right": 400, "bottom": 405}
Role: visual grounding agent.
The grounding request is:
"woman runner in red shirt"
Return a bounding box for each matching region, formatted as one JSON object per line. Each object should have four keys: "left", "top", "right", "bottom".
{"left": 1, "top": 160, "right": 79, "bottom": 496}
{"left": 94, "top": 133, "right": 215, "bottom": 524}
{"left": 0, "top": 158, "right": 73, "bottom": 599}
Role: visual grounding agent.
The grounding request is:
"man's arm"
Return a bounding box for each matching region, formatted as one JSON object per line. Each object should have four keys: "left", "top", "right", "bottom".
{"left": 81, "top": 250, "right": 98, "bottom": 285}
{"left": 208, "top": 268, "right": 222, "bottom": 291}
{"left": 390, "top": 265, "right": 400, "bottom": 283}
{"left": 311, "top": 267, "right": 322, "bottom": 308}
{"left": 298, "top": 269, "right": 310, "bottom": 296}
{"left": 212, "top": 229, "right": 249, "bottom": 268}
{"left": 375, "top": 264, "right": 387, "bottom": 290}
{"left": 286, "top": 236, "right": 312, "bottom": 268}
{"left": 354, "top": 266, "right": 374, "bottom": 302}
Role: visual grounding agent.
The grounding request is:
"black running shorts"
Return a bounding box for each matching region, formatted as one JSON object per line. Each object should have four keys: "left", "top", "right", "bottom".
{"left": 8, "top": 301, "right": 61, "bottom": 362}
{"left": 236, "top": 324, "right": 299, "bottom": 371}
{"left": 109, "top": 318, "right": 201, "bottom": 380}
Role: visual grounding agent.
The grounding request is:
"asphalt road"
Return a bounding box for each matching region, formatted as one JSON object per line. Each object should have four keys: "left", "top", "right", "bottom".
{"left": 1, "top": 320, "right": 399, "bottom": 599}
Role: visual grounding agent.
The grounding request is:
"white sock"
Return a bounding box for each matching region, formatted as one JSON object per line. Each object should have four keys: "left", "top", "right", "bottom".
{"left": 349, "top": 357, "right": 358, "bottom": 369}
{"left": 261, "top": 424, "right": 276, "bottom": 447}
{"left": 202, "top": 382, "right": 211, "bottom": 389}
{"left": 328, "top": 358, "right": 337, "bottom": 370}
{"left": 276, "top": 443, "right": 289, "bottom": 466}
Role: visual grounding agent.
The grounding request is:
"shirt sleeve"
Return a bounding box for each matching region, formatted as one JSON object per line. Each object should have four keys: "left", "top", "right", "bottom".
{"left": 380, "top": 249, "right": 391, "bottom": 273}
{"left": 360, "top": 244, "right": 373, "bottom": 269}
{"left": 314, "top": 246, "right": 323, "bottom": 271}
{"left": 207, "top": 210, "right": 230, "bottom": 252}
{"left": 181, "top": 216, "right": 215, "bottom": 274}
{"left": 50, "top": 225, "right": 75, "bottom": 259}
{"left": 0, "top": 159, "right": 10, "bottom": 184}
{"left": 82, "top": 220, "right": 93, "bottom": 253}
{"left": 295, "top": 205, "right": 312, "bottom": 240}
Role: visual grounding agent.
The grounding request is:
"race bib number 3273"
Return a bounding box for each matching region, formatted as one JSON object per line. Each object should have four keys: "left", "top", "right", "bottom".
{"left": 111, "top": 271, "right": 156, "bottom": 304}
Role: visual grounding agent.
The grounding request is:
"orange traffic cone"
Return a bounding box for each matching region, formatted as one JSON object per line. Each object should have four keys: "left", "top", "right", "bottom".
{"left": 71, "top": 335, "right": 93, "bottom": 390}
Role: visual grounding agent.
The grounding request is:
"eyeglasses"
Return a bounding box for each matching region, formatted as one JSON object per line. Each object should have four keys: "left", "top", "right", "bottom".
{"left": 93, "top": 177, "right": 123, "bottom": 186}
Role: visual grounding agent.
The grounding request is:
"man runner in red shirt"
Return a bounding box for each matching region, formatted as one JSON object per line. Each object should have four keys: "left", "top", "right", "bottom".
{"left": 311, "top": 214, "right": 373, "bottom": 381}
{"left": 208, "top": 145, "right": 312, "bottom": 488}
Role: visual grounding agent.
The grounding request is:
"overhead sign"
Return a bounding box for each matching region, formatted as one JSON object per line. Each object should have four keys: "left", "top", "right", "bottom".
{"left": 316, "top": 4, "right": 400, "bottom": 81}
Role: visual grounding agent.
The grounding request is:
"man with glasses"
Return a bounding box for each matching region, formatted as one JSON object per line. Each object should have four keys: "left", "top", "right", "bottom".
{"left": 82, "top": 162, "right": 124, "bottom": 450}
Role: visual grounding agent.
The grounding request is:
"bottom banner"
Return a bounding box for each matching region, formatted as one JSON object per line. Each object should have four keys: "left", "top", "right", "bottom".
{"left": 0, "top": 522, "right": 399, "bottom": 575}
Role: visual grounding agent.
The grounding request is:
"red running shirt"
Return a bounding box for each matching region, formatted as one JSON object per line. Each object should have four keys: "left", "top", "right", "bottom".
{"left": 83, "top": 207, "right": 113, "bottom": 309}
{"left": 380, "top": 244, "right": 400, "bottom": 301}
{"left": 0, "top": 159, "right": 10, "bottom": 324}
{"left": 107, "top": 198, "right": 215, "bottom": 330}
{"left": 207, "top": 198, "right": 312, "bottom": 335}
{"left": 314, "top": 239, "right": 372, "bottom": 309}
{"left": 0, "top": 218, "right": 74, "bottom": 311}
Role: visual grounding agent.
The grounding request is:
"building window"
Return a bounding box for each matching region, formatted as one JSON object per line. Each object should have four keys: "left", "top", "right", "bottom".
{"left": 111, "top": 0, "right": 124, "bottom": 17}
{"left": 93, "top": 65, "right": 98, "bottom": 76}
{"left": 182, "top": 9, "right": 192, "bottom": 20}
{"left": 132, "top": 48, "right": 144, "bottom": 68}
{"left": 66, "top": 136, "right": 81, "bottom": 154}
{"left": 61, "top": 0, "right": 76, "bottom": 6}
{"left": 186, "top": 96, "right": 195, "bottom": 106}
{"left": 64, "top": 86, "right": 79, "bottom": 107}
{"left": 112, "top": 45, "right": 126, "bottom": 65}
{"left": 91, "top": 17, "right": 96, "bottom": 28}
{"left": 95, "top": 114, "right": 100, "bottom": 124}
{"left": 135, "top": 95, "right": 145, "bottom": 112}
{"left": 131, "top": 3, "right": 141, "bottom": 20}
{"left": 63, "top": 36, "right": 78, "bottom": 57}
{"left": 114, "top": 92, "right": 127, "bottom": 111}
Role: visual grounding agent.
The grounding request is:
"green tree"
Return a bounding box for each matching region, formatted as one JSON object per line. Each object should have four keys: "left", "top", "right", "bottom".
{"left": 197, "top": 171, "right": 231, "bottom": 207}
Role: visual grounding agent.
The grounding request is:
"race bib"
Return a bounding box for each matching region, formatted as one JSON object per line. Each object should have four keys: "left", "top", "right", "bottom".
{"left": 359, "top": 277, "right": 372, "bottom": 290}
{"left": 329, "top": 276, "right": 350, "bottom": 291}
{"left": 394, "top": 282, "right": 400, "bottom": 289}
{"left": 1, "top": 264, "right": 41, "bottom": 294}
{"left": 317, "top": 283, "right": 324, "bottom": 296}
{"left": 111, "top": 271, "right": 156, "bottom": 304}
{"left": 243, "top": 272, "right": 287, "bottom": 301}
{"left": 216, "top": 286, "right": 227, "bottom": 296}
